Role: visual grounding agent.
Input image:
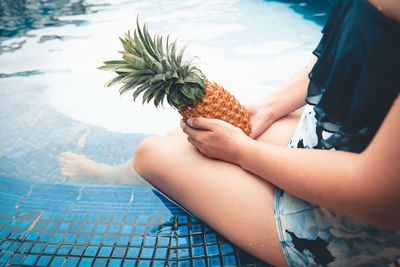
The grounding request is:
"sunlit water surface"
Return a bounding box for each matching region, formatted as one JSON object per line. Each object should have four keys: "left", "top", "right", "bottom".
{"left": 1, "top": 0, "right": 326, "bottom": 134}
{"left": 0, "top": 0, "right": 333, "bottom": 183}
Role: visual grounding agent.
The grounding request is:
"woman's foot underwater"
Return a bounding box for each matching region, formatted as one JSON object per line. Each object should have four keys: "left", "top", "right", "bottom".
{"left": 59, "top": 152, "right": 150, "bottom": 187}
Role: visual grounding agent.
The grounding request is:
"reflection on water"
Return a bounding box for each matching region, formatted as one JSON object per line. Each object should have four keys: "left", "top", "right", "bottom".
{"left": 1, "top": 0, "right": 90, "bottom": 38}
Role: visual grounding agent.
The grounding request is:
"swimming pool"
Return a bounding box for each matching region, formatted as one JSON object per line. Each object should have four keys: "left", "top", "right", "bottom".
{"left": 0, "top": 0, "right": 334, "bottom": 265}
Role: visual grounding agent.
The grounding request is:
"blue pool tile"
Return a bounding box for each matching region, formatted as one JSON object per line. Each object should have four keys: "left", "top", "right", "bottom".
{"left": 103, "top": 235, "right": 116, "bottom": 245}
{"left": 87, "top": 214, "right": 99, "bottom": 222}
{"left": 81, "top": 223, "right": 94, "bottom": 232}
{"left": 134, "top": 225, "right": 146, "bottom": 234}
{"left": 149, "top": 215, "right": 162, "bottom": 224}
{"left": 36, "top": 256, "right": 51, "bottom": 266}
{"left": 159, "top": 225, "right": 172, "bottom": 235}
{"left": 70, "top": 223, "right": 82, "bottom": 232}
{"left": 137, "top": 260, "right": 151, "bottom": 267}
{"left": 44, "top": 244, "right": 58, "bottom": 254}
{"left": 9, "top": 254, "right": 24, "bottom": 265}
{"left": 147, "top": 224, "right": 159, "bottom": 234}
{"left": 64, "top": 256, "right": 79, "bottom": 267}
{"left": 221, "top": 243, "right": 234, "bottom": 254}
{"left": 108, "top": 224, "right": 120, "bottom": 233}
{"left": 64, "top": 233, "right": 76, "bottom": 243}
{"left": 95, "top": 224, "right": 107, "bottom": 233}
{"left": 84, "top": 246, "right": 98, "bottom": 257}
{"left": 144, "top": 236, "right": 157, "bottom": 246}
{"left": 17, "top": 242, "right": 32, "bottom": 253}
{"left": 131, "top": 236, "right": 143, "bottom": 246}
{"left": 153, "top": 260, "right": 167, "bottom": 267}
{"left": 50, "top": 256, "right": 66, "bottom": 267}
{"left": 100, "top": 214, "right": 111, "bottom": 223}
{"left": 98, "top": 246, "right": 112, "bottom": 257}
{"left": 123, "top": 259, "right": 137, "bottom": 266}
{"left": 178, "top": 237, "right": 189, "bottom": 247}
{"left": 125, "top": 215, "right": 136, "bottom": 223}
{"left": 31, "top": 243, "right": 45, "bottom": 253}
{"left": 93, "top": 258, "right": 108, "bottom": 266}
{"left": 224, "top": 255, "right": 237, "bottom": 266}
{"left": 158, "top": 236, "right": 170, "bottom": 246}
{"left": 112, "top": 247, "right": 126, "bottom": 258}
{"left": 154, "top": 247, "right": 168, "bottom": 258}
{"left": 75, "top": 213, "right": 87, "bottom": 221}
{"left": 177, "top": 215, "right": 188, "bottom": 225}
{"left": 79, "top": 257, "right": 93, "bottom": 266}
{"left": 178, "top": 248, "right": 190, "bottom": 259}
{"left": 0, "top": 241, "right": 11, "bottom": 250}
{"left": 90, "top": 234, "right": 103, "bottom": 244}
{"left": 126, "top": 247, "right": 140, "bottom": 258}
{"left": 57, "top": 245, "right": 71, "bottom": 255}
{"left": 8, "top": 242, "right": 20, "bottom": 252}
{"left": 70, "top": 245, "right": 85, "bottom": 256}
{"left": 33, "top": 221, "right": 45, "bottom": 230}
{"left": 206, "top": 244, "right": 220, "bottom": 256}
{"left": 192, "top": 246, "right": 205, "bottom": 257}
{"left": 190, "top": 216, "right": 200, "bottom": 223}
{"left": 109, "top": 259, "right": 122, "bottom": 267}
{"left": 117, "top": 235, "right": 130, "bottom": 246}
{"left": 112, "top": 214, "right": 123, "bottom": 223}
{"left": 46, "top": 222, "right": 57, "bottom": 231}
{"left": 192, "top": 234, "right": 204, "bottom": 245}
{"left": 51, "top": 213, "right": 63, "bottom": 221}
{"left": 205, "top": 233, "right": 217, "bottom": 243}
{"left": 77, "top": 234, "right": 90, "bottom": 244}
{"left": 6, "top": 207, "right": 17, "bottom": 216}
{"left": 121, "top": 225, "right": 133, "bottom": 234}
{"left": 19, "top": 220, "right": 31, "bottom": 229}
{"left": 58, "top": 222, "right": 70, "bottom": 231}
{"left": 177, "top": 225, "right": 188, "bottom": 235}
{"left": 63, "top": 213, "right": 75, "bottom": 221}
{"left": 178, "top": 260, "right": 191, "bottom": 267}
{"left": 0, "top": 228, "right": 10, "bottom": 238}
{"left": 64, "top": 233, "right": 77, "bottom": 243}
{"left": 140, "top": 247, "right": 154, "bottom": 258}
{"left": 191, "top": 224, "right": 202, "bottom": 233}
{"left": 23, "top": 255, "right": 37, "bottom": 265}
{"left": 193, "top": 258, "right": 206, "bottom": 266}
{"left": 51, "top": 233, "right": 64, "bottom": 242}
{"left": 209, "top": 256, "right": 222, "bottom": 266}
{"left": 136, "top": 215, "right": 149, "bottom": 224}
{"left": 7, "top": 218, "right": 20, "bottom": 227}
{"left": 0, "top": 217, "right": 9, "bottom": 225}
{"left": 38, "top": 232, "right": 51, "bottom": 242}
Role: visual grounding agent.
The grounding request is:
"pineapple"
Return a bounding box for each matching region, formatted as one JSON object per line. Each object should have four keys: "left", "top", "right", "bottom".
{"left": 98, "top": 19, "right": 251, "bottom": 136}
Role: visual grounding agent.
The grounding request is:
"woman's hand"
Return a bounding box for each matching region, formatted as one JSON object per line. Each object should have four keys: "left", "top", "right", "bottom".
{"left": 182, "top": 117, "right": 251, "bottom": 164}
{"left": 246, "top": 101, "right": 276, "bottom": 139}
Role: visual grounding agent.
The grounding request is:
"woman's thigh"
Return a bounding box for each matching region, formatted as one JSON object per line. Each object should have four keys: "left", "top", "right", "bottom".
{"left": 134, "top": 112, "right": 301, "bottom": 266}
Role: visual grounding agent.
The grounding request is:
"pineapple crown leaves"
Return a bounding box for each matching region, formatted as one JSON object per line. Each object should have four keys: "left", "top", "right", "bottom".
{"left": 98, "top": 18, "right": 206, "bottom": 109}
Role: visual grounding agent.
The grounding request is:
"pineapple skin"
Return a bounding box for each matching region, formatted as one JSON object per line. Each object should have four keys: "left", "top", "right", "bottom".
{"left": 178, "top": 80, "right": 252, "bottom": 136}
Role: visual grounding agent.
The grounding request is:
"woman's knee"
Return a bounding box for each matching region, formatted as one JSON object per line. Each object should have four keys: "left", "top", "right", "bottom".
{"left": 133, "top": 136, "right": 166, "bottom": 179}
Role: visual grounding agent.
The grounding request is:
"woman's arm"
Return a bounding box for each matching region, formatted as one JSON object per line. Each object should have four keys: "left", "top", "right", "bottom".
{"left": 184, "top": 95, "right": 400, "bottom": 229}
{"left": 248, "top": 56, "right": 317, "bottom": 138}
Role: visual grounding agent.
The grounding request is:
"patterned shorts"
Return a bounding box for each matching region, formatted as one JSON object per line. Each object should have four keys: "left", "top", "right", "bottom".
{"left": 274, "top": 105, "right": 400, "bottom": 266}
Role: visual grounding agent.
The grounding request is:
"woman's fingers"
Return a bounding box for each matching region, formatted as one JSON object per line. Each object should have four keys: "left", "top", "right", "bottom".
{"left": 187, "top": 117, "right": 219, "bottom": 131}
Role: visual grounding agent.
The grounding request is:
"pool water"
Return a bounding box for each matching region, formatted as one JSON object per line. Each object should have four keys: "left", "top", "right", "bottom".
{"left": 0, "top": 0, "right": 335, "bottom": 266}
{"left": 0, "top": 0, "right": 334, "bottom": 185}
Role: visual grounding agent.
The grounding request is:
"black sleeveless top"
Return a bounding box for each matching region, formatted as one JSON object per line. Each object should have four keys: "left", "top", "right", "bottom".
{"left": 306, "top": 0, "right": 400, "bottom": 153}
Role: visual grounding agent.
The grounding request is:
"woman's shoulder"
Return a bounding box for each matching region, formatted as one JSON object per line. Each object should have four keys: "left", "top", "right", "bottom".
{"left": 367, "top": 0, "right": 400, "bottom": 23}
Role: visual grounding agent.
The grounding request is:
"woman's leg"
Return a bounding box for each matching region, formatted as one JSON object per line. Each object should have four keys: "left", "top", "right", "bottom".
{"left": 133, "top": 111, "right": 301, "bottom": 266}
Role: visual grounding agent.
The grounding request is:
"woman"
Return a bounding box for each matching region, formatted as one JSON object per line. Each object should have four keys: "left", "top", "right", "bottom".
{"left": 60, "top": 0, "right": 400, "bottom": 265}
{"left": 133, "top": 0, "right": 400, "bottom": 265}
